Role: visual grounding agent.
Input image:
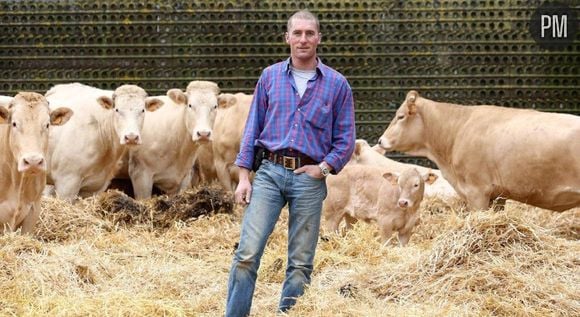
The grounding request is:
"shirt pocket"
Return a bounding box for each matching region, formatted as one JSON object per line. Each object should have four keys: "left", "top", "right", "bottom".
{"left": 305, "top": 99, "right": 332, "bottom": 131}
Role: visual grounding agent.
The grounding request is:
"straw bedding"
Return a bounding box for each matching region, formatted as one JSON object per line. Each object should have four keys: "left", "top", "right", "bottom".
{"left": 0, "top": 191, "right": 577, "bottom": 316}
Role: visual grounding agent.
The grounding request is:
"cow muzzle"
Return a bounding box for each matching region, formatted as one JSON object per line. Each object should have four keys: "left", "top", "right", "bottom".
{"left": 194, "top": 130, "right": 212, "bottom": 142}
{"left": 123, "top": 133, "right": 141, "bottom": 145}
{"left": 18, "top": 153, "right": 46, "bottom": 173}
{"left": 377, "top": 137, "right": 392, "bottom": 150}
{"left": 398, "top": 199, "right": 410, "bottom": 209}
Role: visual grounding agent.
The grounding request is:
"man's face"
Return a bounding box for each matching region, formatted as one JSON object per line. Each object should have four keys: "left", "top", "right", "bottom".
{"left": 285, "top": 18, "right": 321, "bottom": 62}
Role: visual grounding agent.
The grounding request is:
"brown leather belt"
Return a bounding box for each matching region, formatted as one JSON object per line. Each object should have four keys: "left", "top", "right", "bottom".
{"left": 265, "top": 150, "right": 317, "bottom": 170}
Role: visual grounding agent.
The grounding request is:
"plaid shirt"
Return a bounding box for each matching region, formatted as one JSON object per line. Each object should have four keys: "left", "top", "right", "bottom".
{"left": 235, "top": 58, "right": 355, "bottom": 173}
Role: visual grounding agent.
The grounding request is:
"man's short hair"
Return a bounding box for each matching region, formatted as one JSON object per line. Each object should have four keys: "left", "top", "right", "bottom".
{"left": 287, "top": 10, "right": 320, "bottom": 32}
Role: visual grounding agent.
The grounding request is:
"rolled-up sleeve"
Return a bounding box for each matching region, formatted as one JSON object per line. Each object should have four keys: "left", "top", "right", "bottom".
{"left": 235, "top": 75, "right": 268, "bottom": 170}
{"left": 324, "top": 79, "right": 355, "bottom": 174}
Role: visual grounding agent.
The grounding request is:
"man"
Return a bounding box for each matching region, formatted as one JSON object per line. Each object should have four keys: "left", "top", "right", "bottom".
{"left": 225, "top": 10, "right": 355, "bottom": 316}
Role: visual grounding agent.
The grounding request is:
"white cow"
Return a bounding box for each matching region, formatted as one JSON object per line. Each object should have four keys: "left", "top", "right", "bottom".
{"left": 46, "top": 83, "right": 163, "bottom": 199}
{"left": 126, "top": 81, "right": 221, "bottom": 199}
{"left": 211, "top": 92, "right": 253, "bottom": 191}
{"left": 0, "top": 92, "right": 72, "bottom": 233}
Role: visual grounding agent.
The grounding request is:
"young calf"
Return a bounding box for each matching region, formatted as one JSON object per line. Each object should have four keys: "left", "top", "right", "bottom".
{"left": 323, "top": 164, "right": 435, "bottom": 246}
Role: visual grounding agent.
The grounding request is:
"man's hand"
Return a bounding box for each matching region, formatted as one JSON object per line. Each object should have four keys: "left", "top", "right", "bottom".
{"left": 235, "top": 168, "right": 252, "bottom": 205}
{"left": 293, "top": 164, "right": 324, "bottom": 179}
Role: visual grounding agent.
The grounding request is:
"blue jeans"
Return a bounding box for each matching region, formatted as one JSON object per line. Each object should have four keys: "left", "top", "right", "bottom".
{"left": 225, "top": 160, "right": 327, "bottom": 317}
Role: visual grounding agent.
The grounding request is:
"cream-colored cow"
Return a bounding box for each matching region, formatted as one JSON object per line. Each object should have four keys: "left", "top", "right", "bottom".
{"left": 211, "top": 92, "right": 253, "bottom": 191}
{"left": 378, "top": 90, "right": 580, "bottom": 211}
{"left": 350, "top": 139, "right": 459, "bottom": 199}
{"left": 324, "top": 165, "right": 434, "bottom": 246}
{"left": 0, "top": 92, "right": 72, "bottom": 233}
{"left": 126, "top": 81, "right": 221, "bottom": 199}
{"left": 46, "top": 83, "right": 163, "bottom": 199}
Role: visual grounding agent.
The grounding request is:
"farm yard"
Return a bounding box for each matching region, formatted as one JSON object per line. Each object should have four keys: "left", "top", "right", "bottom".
{"left": 1, "top": 185, "right": 578, "bottom": 316}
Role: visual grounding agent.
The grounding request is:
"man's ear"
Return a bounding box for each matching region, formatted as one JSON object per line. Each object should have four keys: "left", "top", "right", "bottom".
{"left": 285, "top": 32, "right": 290, "bottom": 43}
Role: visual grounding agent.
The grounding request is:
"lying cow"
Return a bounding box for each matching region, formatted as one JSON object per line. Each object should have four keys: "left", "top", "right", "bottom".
{"left": 0, "top": 92, "right": 72, "bottom": 233}
{"left": 46, "top": 83, "right": 163, "bottom": 199}
{"left": 350, "top": 139, "right": 459, "bottom": 199}
{"left": 378, "top": 90, "right": 580, "bottom": 212}
{"left": 323, "top": 165, "right": 434, "bottom": 246}
{"left": 126, "top": 81, "right": 220, "bottom": 199}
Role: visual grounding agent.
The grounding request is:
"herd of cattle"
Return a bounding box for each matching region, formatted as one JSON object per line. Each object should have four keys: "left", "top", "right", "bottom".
{"left": 1, "top": 83, "right": 578, "bottom": 245}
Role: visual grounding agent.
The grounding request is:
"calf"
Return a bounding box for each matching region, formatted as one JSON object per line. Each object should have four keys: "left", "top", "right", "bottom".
{"left": 323, "top": 165, "right": 434, "bottom": 246}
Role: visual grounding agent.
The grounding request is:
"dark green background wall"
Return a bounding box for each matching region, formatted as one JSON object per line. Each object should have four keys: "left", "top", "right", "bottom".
{"left": 1, "top": 0, "right": 578, "bottom": 166}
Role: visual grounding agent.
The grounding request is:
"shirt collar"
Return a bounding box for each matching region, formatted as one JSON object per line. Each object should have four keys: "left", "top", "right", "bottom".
{"left": 284, "top": 57, "right": 327, "bottom": 77}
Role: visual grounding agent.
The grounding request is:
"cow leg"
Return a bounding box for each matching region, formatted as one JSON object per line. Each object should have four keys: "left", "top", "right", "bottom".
{"left": 378, "top": 217, "right": 395, "bottom": 244}
{"left": 20, "top": 202, "right": 40, "bottom": 235}
{"left": 54, "top": 176, "right": 82, "bottom": 201}
{"left": 323, "top": 208, "right": 344, "bottom": 234}
{"left": 216, "top": 160, "right": 233, "bottom": 192}
{"left": 130, "top": 172, "right": 154, "bottom": 200}
{"left": 397, "top": 229, "right": 413, "bottom": 247}
{"left": 462, "top": 186, "right": 492, "bottom": 211}
{"left": 344, "top": 214, "right": 358, "bottom": 230}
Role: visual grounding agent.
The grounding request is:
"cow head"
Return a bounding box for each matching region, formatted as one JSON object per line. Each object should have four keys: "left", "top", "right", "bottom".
{"left": 168, "top": 81, "right": 219, "bottom": 143}
{"left": 384, "top": 167, "right": 430, "bottom": 210}
{"left": 97, "top": 85, "right": 163, "bottom": 145}
{"left": 0, "top": 92, "right": 72, "bottom": 173}
{"left": 378, "top": 90, "right": 425, "bottom": 155}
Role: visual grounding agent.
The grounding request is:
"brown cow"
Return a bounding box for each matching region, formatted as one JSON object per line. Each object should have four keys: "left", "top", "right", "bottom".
{"left": 378, "top": 90, "right": 580, "bottom": 211}
{"left": 323, "top": 165, "right": 434, "bottom": 246}
{"left": 0, "top": 92, "right": 72, "bottom": 233}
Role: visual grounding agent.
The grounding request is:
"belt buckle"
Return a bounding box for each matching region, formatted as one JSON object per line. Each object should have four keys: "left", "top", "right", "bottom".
{"left": 282, "top": 156, "right": 296, "bottom": 170}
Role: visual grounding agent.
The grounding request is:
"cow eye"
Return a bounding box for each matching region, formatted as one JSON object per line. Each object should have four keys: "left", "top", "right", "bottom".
{"left": 115, "top": 108, "right": 119, "bottom": 113}
{"left": 141, "top": 109, "right": 145, "bottom": 113}
{"left": 397, "top": 114, "right": 405, "bottom": 120}
{"left": 414, "top": 183, "right": 419, "bottom": 187}
{"left": 45, "top": 123, "right": 50, "bottom": 129}
{"left": 188, "top": 104, "right": 192, "bottom": 108}
{"left": 11, "top": 122, "right": 16, "bottom": 128}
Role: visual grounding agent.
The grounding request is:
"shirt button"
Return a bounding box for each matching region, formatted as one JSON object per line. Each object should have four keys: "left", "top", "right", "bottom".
{"left": 294, "top": 124, "right": 297, "bottom": 127}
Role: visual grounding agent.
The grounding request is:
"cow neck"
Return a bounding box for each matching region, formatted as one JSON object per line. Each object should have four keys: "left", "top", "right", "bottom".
{"left": 420, "top": 100, "right": 474, "bottom": 167}
{"left": 177, "top": 107, "right": 202, "bottom": 158}
{"left": 0, "top": 127, "right": 44, "bottom": 206}
{"left": 0, "top": 126, "right": 16, "bottom": 196}
{"left": 98, "top": 110, "right": 126, "bottom": 164}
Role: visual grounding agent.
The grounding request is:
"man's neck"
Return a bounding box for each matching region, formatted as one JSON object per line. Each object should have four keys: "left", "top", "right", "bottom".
{"left": 291, "top": 57, "right": 318, "bottom": 71}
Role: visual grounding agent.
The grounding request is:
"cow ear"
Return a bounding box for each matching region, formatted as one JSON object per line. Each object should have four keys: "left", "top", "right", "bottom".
{"left": 145, "top": 97, "right": 163, "bottom": 112}
{"left": 167, "top": 89, "right": 187, "bottom": 106}
{"left": 382, "top": 172, "right": 399, "bottom": 185}
{"left": 0, "top": 106, "right": 10, "bottom": 124}
{"left": 424, "top": 170, "right": 438, "bottom": 185}
{"left": 353, "top": 140, "right": 363, "bottom": 156}
{"left": 217, "top": 94, "right": 237, "bottom": 109}
{"left": 50, "top": 107, "right": 74, "bottom": 126}
{"left": 97, "top": 96, "right": 114, "bottom": 110}
{"left": 406, "top": 90, "right": 418, "bottom": 115}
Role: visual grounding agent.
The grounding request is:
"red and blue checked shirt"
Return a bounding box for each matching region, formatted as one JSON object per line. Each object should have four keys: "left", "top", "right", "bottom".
{"left": 235, "top": 58, "right": 355, "bottom": 173}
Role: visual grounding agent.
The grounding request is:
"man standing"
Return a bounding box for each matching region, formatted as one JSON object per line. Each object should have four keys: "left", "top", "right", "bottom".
{"left": 225, "top": 10, "right": 355, "bottom": 316}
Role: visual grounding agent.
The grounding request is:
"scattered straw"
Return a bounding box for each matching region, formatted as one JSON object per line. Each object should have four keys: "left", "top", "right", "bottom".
{"left": 0, "top": 189, "right": 576, "bottom": 316}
